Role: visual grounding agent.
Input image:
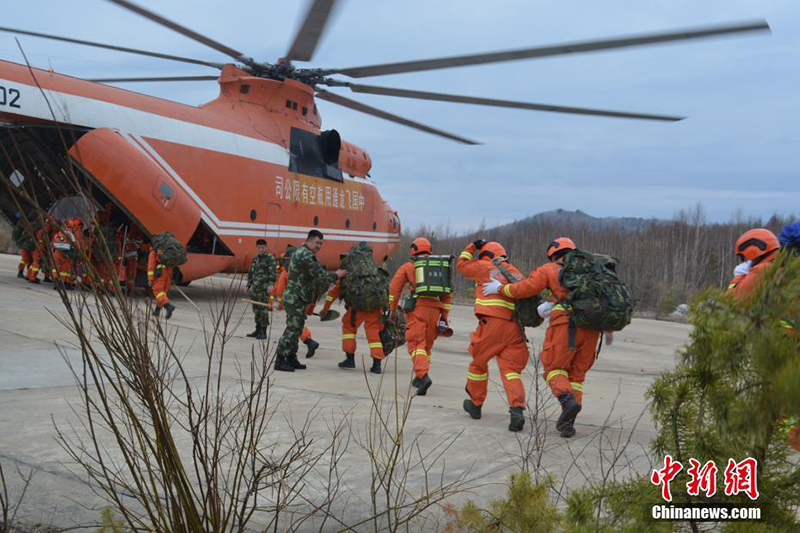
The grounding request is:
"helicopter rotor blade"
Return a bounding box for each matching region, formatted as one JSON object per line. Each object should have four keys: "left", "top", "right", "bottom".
{"left": 0, "top": 26, "right": 224, "bottom": 69}
{"left": 315, "top": 89, "right": 479, "bottom": 145}
{"left": 89, "top": 75, "right": 219, "bottom": 83}
{"left": 104, "top": 0, "right": 260, "bottom": 69}
{"left": 342, "top": 83, "right": 684, "bottom": 122}
{"left": 322, "top": 20, "right": 770, "bottom": 78}
{"left": 285, "top": 0, "right": 339, "bottom": 62}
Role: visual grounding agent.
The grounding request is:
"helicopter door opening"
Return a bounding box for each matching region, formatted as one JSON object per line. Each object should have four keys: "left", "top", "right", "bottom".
{"left": 186, "top": 219, "right": 233, "bottom": 256}
{"left": 288, "top": 128, "right": 343, "bottom": 182}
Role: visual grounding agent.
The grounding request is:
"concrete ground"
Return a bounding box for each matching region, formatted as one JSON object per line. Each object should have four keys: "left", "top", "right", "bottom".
{"left": 0, "top": 252, "right": 690, "bottom": 531}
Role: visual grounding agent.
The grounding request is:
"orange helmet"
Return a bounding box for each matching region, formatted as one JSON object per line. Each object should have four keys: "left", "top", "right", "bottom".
{"left": 479, "top": 241, "right": 507, "bottom": 261}
{"left": 546, "top": 237, "right": 575, "bottom": 259}
{"left": 410, "top": 237, "right": 431, "bottom": 256}
{"left": 735, "top": 228, "right": 779, "bottom": 261}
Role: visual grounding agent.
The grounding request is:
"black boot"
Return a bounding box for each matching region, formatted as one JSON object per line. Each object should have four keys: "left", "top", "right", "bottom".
{"left": 414, "top": 374, "right": 432, "bottom": 396}
{"left": 338, "top": 352, "right": 355, "bottom": 369}
{"left": 304, "top": 338, "right": 319, "bottom": 358}
{"left": 370, "top": 358, "right": 382, "bottom": 374}
{"left": 153, "top": 305, "right": 162, "bottom": 317}
{"left": 246, "top": 325, "right": 261, "bottom": 338}
{"left": 164, "top": 303, "right": 176, "bottom": 320}
{"left": 509, "top": 406, "right": 525, "bottom": 432}
{"left": 560, "top": 422, "right": 576, "bottom": 438}
{"left": 256, "top": 327, "right": 267, "bottom": 340}
{"left": 463, "top": 399, "right": 482, "bottom": 420}
{"left": 274, "top": 355, "right": 295, "bottom": 372}
{"left": 556, "top": 393, "right": 581, "bottom": 433}
{"left": 17, "top": 270, "right": 25, "bottom": 279}
{"left": 288, "top": 354, "right": 307, "bottom": 370}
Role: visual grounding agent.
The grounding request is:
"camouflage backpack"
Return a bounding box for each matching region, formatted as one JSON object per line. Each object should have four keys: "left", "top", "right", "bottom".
{"left": 494, "top": 260, "right": 544, "bottom": 328}
{"left": 380, "top": 310, "right": 407, "bottom": 354}
{"left": 340, "top": 242, "right": 389, "bottom": 311}
{"left": 151, "top": 231, "right": 187, "bottom": 267}
{"left": 92, "top": 226, "right": 118, "bottom": 259}
{"left": 12, "top": 219, "right": 37, "bottom": 250}
{"left": 558, "top": 249, "right": 633, "bottom": 331}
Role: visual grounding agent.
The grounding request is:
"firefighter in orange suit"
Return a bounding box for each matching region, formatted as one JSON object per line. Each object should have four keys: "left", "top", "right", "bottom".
{"left": 51, "top": 219, "right": 81, "bottom": 289}
{"left": 484, "top": 237, "right": 610, "bottom": 438}
{"left": 321, "top": 281, "right": 385, "bottom": 374}
{"left": 29, "top": 217, "right": 55, "bottom": 284}
{"left": 727, "top": 228, "right": 780, "bottom": 299}
{"left": 275, "top": 261, "right": 319, "bottom": 357}
{"left": 389, "top": 237, "right": 452, "bottom": 396}
{"left": 18, "top": 247, "right": 33, "bottom": 280}
{"left": 147, "top": 247, "right": 176, "bottom": 319}
{"left": 457, "top": 240, "right": 529, "bottom": 432}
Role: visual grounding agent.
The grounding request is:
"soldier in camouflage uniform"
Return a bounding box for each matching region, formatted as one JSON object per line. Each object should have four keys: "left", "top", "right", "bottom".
{"left": 275, "top": 230, "right": 347, "bottom": 372}
{"left": 247, "top": 239, "right": 277, "bottom": 340}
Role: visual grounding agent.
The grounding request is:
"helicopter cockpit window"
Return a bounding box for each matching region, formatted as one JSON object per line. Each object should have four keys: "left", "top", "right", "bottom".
{"left": 288, "top": 127, "right": 343, "bottom": 182}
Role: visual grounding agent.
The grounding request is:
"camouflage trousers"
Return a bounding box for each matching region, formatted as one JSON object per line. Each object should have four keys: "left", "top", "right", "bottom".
{"left": 251, "top": 291, "right": 271, "bottom": 328}
{"left": 277, "top": 301, "right": 308, "bottom": 357}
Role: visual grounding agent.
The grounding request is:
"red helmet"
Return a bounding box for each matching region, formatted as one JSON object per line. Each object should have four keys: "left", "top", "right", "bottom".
{"left": 410, "top": 237, "right": 431, "bottom": 256}
{"left": 546, "top": 237, "right": 575, "bottom": 259}
{"left": 479, "top": 241, "right": 507, "bottom": 261}
{"left": 735, "top": 229, "right": 779, "bottom": 261}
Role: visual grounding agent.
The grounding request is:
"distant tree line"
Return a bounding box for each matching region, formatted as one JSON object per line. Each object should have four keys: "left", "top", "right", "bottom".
{"left": 388, "top": 205, "right": 797, "bottom": 313}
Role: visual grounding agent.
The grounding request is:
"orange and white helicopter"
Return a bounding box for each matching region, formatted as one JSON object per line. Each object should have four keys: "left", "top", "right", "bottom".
{"left": 0, "top": 0, "right": 769, "bottom": 282}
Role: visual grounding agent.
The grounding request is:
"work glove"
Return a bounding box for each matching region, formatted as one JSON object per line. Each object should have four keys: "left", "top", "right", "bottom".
{"left": 472, "top": 239, "right": 487, "bottom": 249}
{"left": 733, "top": 260, "right": 752, "bottom": 277}
{"left": 537, "top": 301, "right": 555, "bottom": 318}
{"left": 483, "top": 278, "right": 502, "bottom": 295}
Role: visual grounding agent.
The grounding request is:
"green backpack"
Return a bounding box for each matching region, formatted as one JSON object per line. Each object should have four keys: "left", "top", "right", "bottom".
{"left": 380, "top": 310, "right": 407, "bottom": 354}
{"left": 151, "top": 231, "right": 187, "bottom": 268}
{"left": 340, "top": 242, "right": 389, "bottom": 311}
{"left": 12, "top": 219, "right": 37, "bottom": 251}
{"left": 494, "top": 260, "right": 544, "bottom": 328}
{"left": 558, "top": 249, "right": 633, "bottom": 331}
{"left": 413, "top": 255, "right": 454, "bottom": 297}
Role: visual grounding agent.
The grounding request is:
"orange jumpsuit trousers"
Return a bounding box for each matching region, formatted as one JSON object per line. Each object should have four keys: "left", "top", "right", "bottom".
{"left": 541, "top": 319, "right": 600, "bottom": 404}
{"left": 405, "top": 305, "right": 441, "bottom": 379}
{"left": 341, "top": 308, "right": 385, "bottom": 359}
{"left": 18, "top": 250, "right": 33, "bottom": 275}
{"left": 467, "top": 316, "right": 529, "bottom": 408}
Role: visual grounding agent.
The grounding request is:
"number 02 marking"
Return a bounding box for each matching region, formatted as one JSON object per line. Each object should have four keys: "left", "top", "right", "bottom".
{"left": 0, "top": 86, "right": 21, "bottom": 109}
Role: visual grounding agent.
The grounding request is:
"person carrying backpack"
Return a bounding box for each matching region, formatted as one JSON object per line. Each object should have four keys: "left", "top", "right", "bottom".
{"left": 484, "top": 237, "right": 615, "bottom": 439}
{"left": 321, "top": 242, "right": 389, "bottom": 374}
{"left": 321, "top": 281, "right": 386, "bottom": 374}
{"left": 389, "top": 237, "right": 453, "bottom": 396}
{"left": 457, "top": 239, "right": 529, "bottom": 432}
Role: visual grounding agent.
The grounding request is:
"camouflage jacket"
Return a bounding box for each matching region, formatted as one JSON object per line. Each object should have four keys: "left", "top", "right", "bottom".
{"left": 248, "top": 252, "right": 278, "bottom": 293}
{"left": 284, "top": 245, "right": 337, "bottom": 306}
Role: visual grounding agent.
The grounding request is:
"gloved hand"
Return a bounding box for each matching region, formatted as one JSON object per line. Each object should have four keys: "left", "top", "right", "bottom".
{"left": 605, "top": 331, "right": 614, "bottom": 346}
{"left": 733, "top": 260, "right": 752, "bottom": 277}
{"left": 483, "top": 278, "right": 502, "bottom": 295}
{"left": 537, "top": 301, "right": 555, "bottom": 318}
{"left": 472, "top": 239, "right": 486, "bottom": 249}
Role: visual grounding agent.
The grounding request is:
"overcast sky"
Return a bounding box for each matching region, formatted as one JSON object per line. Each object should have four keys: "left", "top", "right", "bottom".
{"left": 3, "top": 1, "right": 798, "bottom": 232}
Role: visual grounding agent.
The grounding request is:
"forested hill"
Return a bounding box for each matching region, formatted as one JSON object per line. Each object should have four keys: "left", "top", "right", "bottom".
{"left": 388, "top": 207, "right": 796, "bottom": 312}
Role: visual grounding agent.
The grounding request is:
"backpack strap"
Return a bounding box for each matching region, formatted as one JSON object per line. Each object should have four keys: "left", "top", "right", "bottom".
{"left": 568, "top": 318, "right": 576, "bottom": 350}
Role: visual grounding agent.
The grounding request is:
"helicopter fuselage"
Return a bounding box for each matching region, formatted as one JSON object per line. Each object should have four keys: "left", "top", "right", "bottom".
{"left": 0, "top": 61, "right": 401, "bottom": 280}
